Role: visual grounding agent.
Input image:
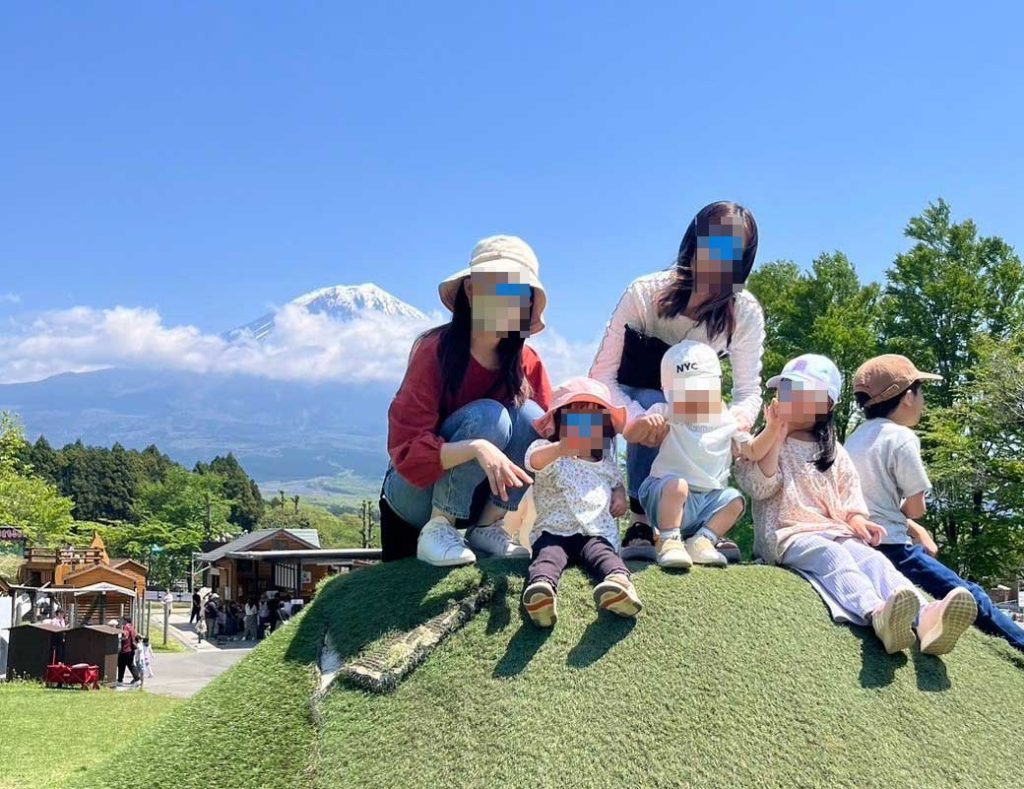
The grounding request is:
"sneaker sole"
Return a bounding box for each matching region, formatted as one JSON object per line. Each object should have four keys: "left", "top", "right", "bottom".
{"left": 879, "top": 588, "right": 920, "bottom": 654}
{"left": 690, "top": 556, "right": 728, "bottom": 567}
{"left": 621, "top": 543, "right": 657, "bottom": 562}
{"left": 469, "top": 544, "right": 531, "bottom": 559}
{"left": 920, "top": 591, "right": 978, "bottom": 656}
{"left": 593, "top": 583, "right": 642, "bottom": 618}
{"left": 416, "top": 552, "right": 476, "bottom": 567}
{"left": 657, "top": 553, "right": 692, "bottom": 570}
{"left": 523, "top": 589, "right": 557, "bottom": 628}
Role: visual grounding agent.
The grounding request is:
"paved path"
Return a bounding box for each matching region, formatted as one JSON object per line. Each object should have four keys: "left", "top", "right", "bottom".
{"left": 140, "top": 647, "right": 251, "bottom": 698}
{"left": 127, "top": 607, "right": 256, "bottom": 697}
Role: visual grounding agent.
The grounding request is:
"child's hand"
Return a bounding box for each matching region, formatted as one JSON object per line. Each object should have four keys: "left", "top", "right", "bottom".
{"left": 764, "top": 398, "right": 787, "bottom": 436}
{"left": 609, "top": 487, "right": 627, "bottom": 518}
{"left": 623, "top": 413, "right": 668, "bottom": 447}
{"left": 848, "top": 514, "right": 885, "bottom": 546}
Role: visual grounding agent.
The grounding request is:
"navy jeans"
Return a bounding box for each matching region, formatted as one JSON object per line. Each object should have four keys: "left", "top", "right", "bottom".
{"left": 878, "top": 543, "right": 1024, "bottom": 653}
{"left": 383, "top": 397, "right": 543, "bottom": 526}
{"left": 619, "top": 385, "right": 666, "bottom": 500}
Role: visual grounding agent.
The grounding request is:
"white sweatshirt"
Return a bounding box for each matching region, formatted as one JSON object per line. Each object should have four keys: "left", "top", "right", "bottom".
{"left": 589, "top": 271, "right": 766, "bottom": 429}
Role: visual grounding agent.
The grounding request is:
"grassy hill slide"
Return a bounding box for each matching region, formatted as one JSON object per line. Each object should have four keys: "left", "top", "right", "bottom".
{"left": 64, "top": 559, "right": 1024, "bottom": 789}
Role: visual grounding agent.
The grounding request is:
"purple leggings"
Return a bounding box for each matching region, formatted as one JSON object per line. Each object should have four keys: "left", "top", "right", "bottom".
{"left": 528, "top": 532, "right": 629, "bottom": 591}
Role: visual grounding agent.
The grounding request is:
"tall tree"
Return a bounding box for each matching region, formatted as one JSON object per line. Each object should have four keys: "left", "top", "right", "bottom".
{"left": 0, "top": 412, "right": 75, "bottom": 546}
{"left": 747, "top": 252, "right": 881, "bottom": 438}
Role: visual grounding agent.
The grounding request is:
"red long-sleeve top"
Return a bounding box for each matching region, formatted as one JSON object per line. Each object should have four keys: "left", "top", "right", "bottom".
{"left": 387, "top": 332, "right": 552, "bottom": 488}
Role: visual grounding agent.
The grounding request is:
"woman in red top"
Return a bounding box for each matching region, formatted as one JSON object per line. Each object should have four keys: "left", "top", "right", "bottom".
{"left": 383, "top": 235, "right": 553, "bottom": 566}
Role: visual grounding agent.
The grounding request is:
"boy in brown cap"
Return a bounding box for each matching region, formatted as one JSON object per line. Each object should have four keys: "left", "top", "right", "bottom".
{"left": 845, "top": 354, "right": 1024, "bottom": 653}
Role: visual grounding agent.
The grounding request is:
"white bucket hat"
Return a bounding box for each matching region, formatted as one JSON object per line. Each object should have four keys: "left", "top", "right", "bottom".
{"left": 438, "top": 235, "right": 547, "bottom": 334}
{"left": 766, "top": 354, "right": 843, "bottom": 404}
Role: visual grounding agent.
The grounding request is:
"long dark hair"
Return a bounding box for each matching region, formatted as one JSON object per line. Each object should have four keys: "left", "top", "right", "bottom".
{"left": 420, "top": 283, "right": 531, "bottom": 408}
{"left": 810, "top": 408, "right": 837, "bottom": 473}
{"left": 656, "top": 201, "right": 759, "bottom": 343}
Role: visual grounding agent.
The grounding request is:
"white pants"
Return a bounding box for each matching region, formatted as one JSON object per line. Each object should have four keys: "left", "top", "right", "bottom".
{"left": 781, "top": 533, "right": 923, "bottom": 618}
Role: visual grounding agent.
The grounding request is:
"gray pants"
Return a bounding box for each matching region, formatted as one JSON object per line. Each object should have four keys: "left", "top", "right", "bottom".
{"left": 782, "top": 533, "right": 922, "bottom": 618}
{"left": 243, "top": 615, "right": 257, "bottom": 640}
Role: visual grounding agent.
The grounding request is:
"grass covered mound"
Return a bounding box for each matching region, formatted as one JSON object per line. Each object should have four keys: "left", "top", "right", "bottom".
{"left": 66, "top": 559, "right": 1024, "bottom": 789}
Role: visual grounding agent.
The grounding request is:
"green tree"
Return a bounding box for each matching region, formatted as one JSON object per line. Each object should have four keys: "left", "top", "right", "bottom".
{"left": 747, "top": 252, "right": 881, "bottom": 438}
{"left": 195, "top": 453, "right": 265, "bottom": 532}
{"left": 881, "top": 198, "right": 1024, "bottom": 407}
{"left": 0, "top": 412, "right": 75, "bottom": 546}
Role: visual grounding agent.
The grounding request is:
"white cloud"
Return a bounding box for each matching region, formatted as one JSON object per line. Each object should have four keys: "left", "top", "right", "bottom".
{"left": 0, "top": 293, "right": 20, "bottom": 304}
{"left": 0, "top": 302, "right": 599, "bottom": 387}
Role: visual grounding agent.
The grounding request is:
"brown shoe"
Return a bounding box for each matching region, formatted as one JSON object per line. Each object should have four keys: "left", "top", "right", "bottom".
{"left": 593, "top": 573, "right": 642, "bottom": 618}
{"left": 522, "top": 581, "right": 558, "bottom": 628}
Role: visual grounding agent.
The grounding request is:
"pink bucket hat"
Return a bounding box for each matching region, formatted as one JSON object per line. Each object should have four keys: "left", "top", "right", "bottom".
{"left": 532, "top": 376, "right": 628, "bottom": 438}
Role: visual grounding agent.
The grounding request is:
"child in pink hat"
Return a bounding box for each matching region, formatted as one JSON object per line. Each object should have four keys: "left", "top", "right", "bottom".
{"left": 521, "top": 377, "right": 641, "bottom": 627}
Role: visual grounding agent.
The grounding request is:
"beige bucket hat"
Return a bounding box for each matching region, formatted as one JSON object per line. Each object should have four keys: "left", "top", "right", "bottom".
{"left": 437, "top": 235, "right": 547, "bottom": 334}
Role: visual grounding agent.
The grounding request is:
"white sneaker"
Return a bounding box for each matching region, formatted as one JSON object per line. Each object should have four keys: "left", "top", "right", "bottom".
{"left": 656, "top": 534, "right": 693, "bottom": 569}
{"left": 416, "top": 517, "right": 476, "bottom": 567}
{"left": 684, "top": 534, "right": 728, "bottom": 567}
{"left": 466, "top": 523, "right": 530, "bottom": 558}
{"left": 872, "top": 587, "right": 921, "bottom": 654}
{"left": 918, "top": 587, "right": 978, "bottom": 656}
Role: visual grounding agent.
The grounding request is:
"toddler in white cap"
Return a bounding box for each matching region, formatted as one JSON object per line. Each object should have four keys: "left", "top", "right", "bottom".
{"left": 625, "top": 340, "right": 781, "bottom": 569}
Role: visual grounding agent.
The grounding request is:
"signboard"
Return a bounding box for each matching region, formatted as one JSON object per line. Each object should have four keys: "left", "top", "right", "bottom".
{"left": 0, "top": 526, "right": 26, "bottom": 557}
{"left": 144, "top": 591, "right": 194, "bottom": 603}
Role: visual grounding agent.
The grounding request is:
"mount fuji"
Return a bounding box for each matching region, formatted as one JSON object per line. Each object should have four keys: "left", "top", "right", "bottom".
{"left": 0, "top": 284, "right": 434, "bottom": 500}
{"left": 226, "top": 283, "right": 428, "bottom": 342}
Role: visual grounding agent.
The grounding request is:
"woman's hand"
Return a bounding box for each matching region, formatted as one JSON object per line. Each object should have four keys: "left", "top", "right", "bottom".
{"left": 623, "top": 413, "right": 669, "bottom": 447}
{"left": 472, "top": 439, "right": 533, "bottom": 502}
{"left": 847, "top": 514, "right": 886, "bottom": 546}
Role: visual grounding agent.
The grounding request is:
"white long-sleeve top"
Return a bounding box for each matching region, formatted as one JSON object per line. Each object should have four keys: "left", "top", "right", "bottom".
{"left": 589, "top": 271, "right": 766, "bottom": 429}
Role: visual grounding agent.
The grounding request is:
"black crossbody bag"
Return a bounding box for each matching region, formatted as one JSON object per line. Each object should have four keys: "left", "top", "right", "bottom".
{"left": 615, "top": 325, "right": 671, "bottom": 390}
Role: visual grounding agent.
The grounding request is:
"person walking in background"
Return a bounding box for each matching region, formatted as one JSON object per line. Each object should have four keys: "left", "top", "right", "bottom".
{"left": 117, "top": 615, "right": 141, "bottom": 684}
{"left": 189, "top": 590, "right": 201, "bottom": 624}
{"left": 204, "top": 594, "right": 220, "bottom": 642}
{"left": 243, "top": 598, "right": 258, "bottom": 641}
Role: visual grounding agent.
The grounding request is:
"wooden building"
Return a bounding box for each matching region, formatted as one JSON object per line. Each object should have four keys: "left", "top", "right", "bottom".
{"left": 194, "top": 528, "right": 379, "bottom": 602}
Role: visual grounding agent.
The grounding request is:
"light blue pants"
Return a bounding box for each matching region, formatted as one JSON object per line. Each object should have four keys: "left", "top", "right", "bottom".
{"left": 382, "top": 398, "right": 543, "bottom": 527}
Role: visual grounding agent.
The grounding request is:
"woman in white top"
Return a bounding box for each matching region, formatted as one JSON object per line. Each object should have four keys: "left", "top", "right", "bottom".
{"left": 589, "top": 201, "right": 767, "bottom": 559}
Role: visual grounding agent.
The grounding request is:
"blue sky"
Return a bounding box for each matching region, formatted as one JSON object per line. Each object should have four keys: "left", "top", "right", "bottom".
{"left": 2, "top": 2, "right": 1023, "bottom": 353}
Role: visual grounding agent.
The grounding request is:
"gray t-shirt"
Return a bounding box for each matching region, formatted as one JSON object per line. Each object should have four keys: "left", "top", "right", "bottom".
{"left": 844, "top": 418, "right": 932, "bottom": 545}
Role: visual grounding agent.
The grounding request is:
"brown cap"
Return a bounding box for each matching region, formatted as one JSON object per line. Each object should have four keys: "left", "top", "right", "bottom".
{"left": 854, "top": 354, "right": 942, "bottom": 407}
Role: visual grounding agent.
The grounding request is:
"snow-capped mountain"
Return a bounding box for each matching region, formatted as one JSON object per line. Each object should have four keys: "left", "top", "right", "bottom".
{"left": 228, "top": 283, "right": 427, "bottom": 341}
{"left": 1, "top": 283, "right": 434, "bottom": 491}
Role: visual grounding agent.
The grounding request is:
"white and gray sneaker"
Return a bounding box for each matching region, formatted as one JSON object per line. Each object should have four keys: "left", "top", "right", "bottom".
{"left": 466, "top": 522, "right": 530, "bottom": 558}
{"left": 416, "top": 517, "right": 476, "bottom": 567}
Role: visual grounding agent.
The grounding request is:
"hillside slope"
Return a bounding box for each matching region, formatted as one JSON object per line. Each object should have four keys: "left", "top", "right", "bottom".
{"left": 65, "top": 560, "right": 1024, "bottom": 789}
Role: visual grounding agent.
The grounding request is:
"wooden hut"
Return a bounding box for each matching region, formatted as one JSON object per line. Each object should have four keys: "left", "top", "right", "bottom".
{"left": 6, "top": 623, "right": 67, "bottom": 681}
{"left": 64, "top": 625, "right": 120, "bottom": 682}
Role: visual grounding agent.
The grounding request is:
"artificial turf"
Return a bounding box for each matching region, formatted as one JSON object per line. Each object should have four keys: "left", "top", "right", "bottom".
{"left": 62, "top": 559, "right": 1024, "bottom": 789}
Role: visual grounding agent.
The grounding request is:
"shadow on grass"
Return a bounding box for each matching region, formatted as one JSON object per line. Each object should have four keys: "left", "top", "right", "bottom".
{"left": 283, "top": 559, "right": 485, "bottom": 669}
{"left": 493, "top": 621, "right": 552, "bottom": 678}
{"left": 852, "top": 626, "right": 906, "bottom": 688}
{"left": 567, "top": 614, "right": 636, "bottom": 669}
{"left": 910, "top": 650, "right": 951, "bottom": 692}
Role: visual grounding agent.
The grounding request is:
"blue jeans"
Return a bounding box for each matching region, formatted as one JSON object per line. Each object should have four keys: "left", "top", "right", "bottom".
{"left": 878, "top": 543, "right": 1024, "bottom": 653}
{"left": 383, "top": 398, "right": 543, "bottom": 527}
{"left": 620, "top": 385, "right": 666, "bottom": 500}
{"left": 638, "top": 476, "right": 743, "bottom": 537}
